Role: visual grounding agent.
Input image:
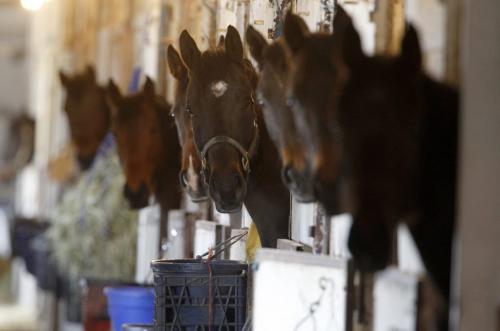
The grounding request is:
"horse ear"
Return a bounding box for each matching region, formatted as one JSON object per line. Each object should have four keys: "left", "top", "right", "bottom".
{"left": 342, "top": 21, "right": 366, "bottom": 71}
{"left": 106, "top": 79, "right": 122, "bottom": 108}
{"left": 245, "top": 25, "right": 267, "bottom": 69}
{"left": 155, "top": 96, "right": 171, "bottom": 113}
{"left": 399, "top": 24, "right": 422, "bottom": 76}
{"left": 217, "top": 35, "right": 225, "bottom": 49}
{"left": 225, "top": 25, "right": 244, "bottom": 62}
{"left": 59, "top": 70, "right": 70, "bottom": 88}
{"left": 284, "top": 12, "right": 309, "bottom": 54}
{"left": 106, "top": 79, "right": 122, "bottom": 119}
{"left": 143, "top": 77, "right": 156, "bottom": 97}
{"left": 332, "top": 5, "right": 352, "bottom": 36}
{"left": 180, "top": 30, "right": 201, "bottom": 71}
{"left": 167, "top": 45, "right": 188, "bottom": 83}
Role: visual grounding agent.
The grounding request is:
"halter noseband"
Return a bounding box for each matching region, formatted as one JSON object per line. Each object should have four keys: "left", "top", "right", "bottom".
{"left": 199, "top": 101, "right": 259, "bottom": 184}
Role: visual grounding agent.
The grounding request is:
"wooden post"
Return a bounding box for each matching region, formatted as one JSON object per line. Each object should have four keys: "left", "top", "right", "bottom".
{"left": 372, "top": 0, "right": 405, "bottom": 56}
{"left": 444, "top": 0, "right": 461, "bottom": 85}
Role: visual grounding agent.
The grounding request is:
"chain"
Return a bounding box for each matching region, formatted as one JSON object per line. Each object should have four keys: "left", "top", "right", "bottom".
{"left": 196, "top": 230, "right": 249, "bottom": 260}
{"left": 293, "top": 277, "right": 335, "bottom": 331}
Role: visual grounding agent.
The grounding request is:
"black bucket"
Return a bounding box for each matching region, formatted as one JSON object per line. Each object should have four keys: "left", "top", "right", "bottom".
{"left": 12, "top": 218, "right": 49, "bottom": 276}
{"left": 151, "top": 259, "right": 248, "bottom": 331}
{"left": 32, "top": 235, "right": 58, "bottom": 292}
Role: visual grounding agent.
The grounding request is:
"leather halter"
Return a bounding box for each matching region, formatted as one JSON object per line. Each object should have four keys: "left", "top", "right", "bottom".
{"left": 198, "top": 98, "right": 259, "bottom": 183}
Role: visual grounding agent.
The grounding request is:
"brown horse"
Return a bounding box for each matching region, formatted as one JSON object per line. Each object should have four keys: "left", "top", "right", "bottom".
{"left": 59, "top": 66, "right": 110, "bottom": 170}
{"left": 245, "top": 25, "right": 314, "bottom": 203}
{"left": 0, "top": 114, "right": 35, "bottom": 181}
{"left": 167, "top": 45, "right": 208, "bottom": 202}
{"left": 106, "top": 77, "right": 182, "bottom": 214}
{"left": 339, "top": 21, "right": 458, "bottom": 309}
{"left": 179, "top": 26, "right": 290, "bottom": 247}
{"left": 283, "top": 9, "right": 351, "bottom": 215}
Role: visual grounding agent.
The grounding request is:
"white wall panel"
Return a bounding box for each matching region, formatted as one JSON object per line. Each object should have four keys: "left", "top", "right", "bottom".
{"left": 254, "top": 249, "right": 350, "bottom": 331}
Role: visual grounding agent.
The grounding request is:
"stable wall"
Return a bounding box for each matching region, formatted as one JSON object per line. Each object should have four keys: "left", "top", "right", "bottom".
{"left": 452, "top": 0, "right": 500, "bottom": 329}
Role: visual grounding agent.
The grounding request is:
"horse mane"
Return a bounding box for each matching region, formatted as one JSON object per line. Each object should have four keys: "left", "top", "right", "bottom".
{"left": 152, "top": 96, "right": 183, "bottom": 202}
{"left": 154, "top": 96, "right": 177, "bottom": 137}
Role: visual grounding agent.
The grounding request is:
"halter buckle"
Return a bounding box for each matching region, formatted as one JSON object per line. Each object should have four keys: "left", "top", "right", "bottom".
{"left": 242, "top": 154, "right": 250, "bottom": 173}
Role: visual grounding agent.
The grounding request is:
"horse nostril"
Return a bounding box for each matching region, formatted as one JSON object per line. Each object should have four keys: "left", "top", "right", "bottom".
{"left": 281, "top": 165, "right": 294, "bottom": 186}
{"left": 232, "top": 172, "right": 241, "bottom": 187}
{"left": 179, "top": 170, "right": 189, "bottom": 188}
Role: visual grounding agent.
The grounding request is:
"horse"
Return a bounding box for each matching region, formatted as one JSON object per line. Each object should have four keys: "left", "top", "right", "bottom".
{"left": 59, "top": 66, "right": 110, "bottom": 170}
{"left": 245, "top": 25, "right": 315, "bottom": 203}
{"left": 339, "top": 21, "right": 458, "bottom": 309}
{"left": 0, "top": 114, "right": 35, "bottom": 181}
{"left": 106, "top": 77, "right": 182, "bottom": 219}
{"left": 282, "top": 8, "right": 352, "bottom": 215}
{"left": 167, "top": 45, "right": 209, "bottom": 202}
{"left": 179, "top": 26, "right": 290, "bottom": 247}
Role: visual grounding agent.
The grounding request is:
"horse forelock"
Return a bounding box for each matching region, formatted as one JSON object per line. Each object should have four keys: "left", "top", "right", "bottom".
{"left": 192, "top": 49, "right": 257, "bottom": 90}
{"left": 262, "top": 41, "right": 290, "bottom": 75}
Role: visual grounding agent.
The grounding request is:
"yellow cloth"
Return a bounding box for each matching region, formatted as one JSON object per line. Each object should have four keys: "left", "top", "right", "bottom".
{"left": 246, "top": 222, "right": 261, "bottom": 262}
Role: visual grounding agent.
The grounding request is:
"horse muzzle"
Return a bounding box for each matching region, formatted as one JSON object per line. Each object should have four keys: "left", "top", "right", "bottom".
{"left": 123, "top": 182, "right": 150, "bottom": 209}
{"left": 77, "top": 154, "right": 95, "bottom": 171}
{"left": 209, "top": 172, "right": 247, "bottom": 213}
{"left": 281, "top": 165, "right": 316, "bottom": 203}
{"left": 179, "top": 170, "right": 209, "bottom": 203}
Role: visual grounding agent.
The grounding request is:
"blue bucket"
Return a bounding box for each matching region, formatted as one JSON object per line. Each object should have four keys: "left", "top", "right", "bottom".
{"left": 122, "top": 324, "right": 154, "bottom": 331}
{"left": 104, "top": 287, "right": 154, "bottom": 331}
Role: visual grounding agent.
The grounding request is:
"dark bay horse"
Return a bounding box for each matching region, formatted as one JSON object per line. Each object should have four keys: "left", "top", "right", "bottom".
{"left": 245, "top": 25, "right": 314, "bottom": 203}
{"left": 59, "top": 66, "right": 110, "bottom": 170}
{"left": 179, "top": 26, "right": 290, "bottom": 247}
{"left": 282, "top": 9, "right": 351, "bottom": 215}
{"left": 339, "top": 21, "right": 458, "bottom": 308}
{"left": 167, "top": 45, "right": 209, "bottom": 202}
{"left": 106, "top": 77, "right": 182, "bottom": 216}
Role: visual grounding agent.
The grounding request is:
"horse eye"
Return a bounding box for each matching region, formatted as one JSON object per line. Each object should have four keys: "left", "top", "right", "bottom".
{"left": 186, "top": 105, "right": 194, "bottom": 116}
{"left": 257, "top": 98, "right": 265, "bottom": 107}
{"left": 170, "top": 111, "right": 175, "bottom": 118}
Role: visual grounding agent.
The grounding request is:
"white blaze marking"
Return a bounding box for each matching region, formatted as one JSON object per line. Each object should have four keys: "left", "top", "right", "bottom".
{"left": 210, "top": 80, "right": 228, "bottom": 98}
{"left": 187, "top": 155, "right": 198, "bottom": 191}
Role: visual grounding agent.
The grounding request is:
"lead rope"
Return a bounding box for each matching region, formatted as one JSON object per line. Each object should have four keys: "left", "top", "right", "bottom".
{"left": 293, "top": 277, "right": 335, "bottom": 331}
{"left": 196, "top": 230, "right": 248, "bottom": 260}
{"left": 206, "top": 248, "right": 214, "bottom": 331}
{"left": 289, "top": 194, "right": 293, "bottom": 239}
{"left": 197, "top": 231, "right": 248, "bottom": 331}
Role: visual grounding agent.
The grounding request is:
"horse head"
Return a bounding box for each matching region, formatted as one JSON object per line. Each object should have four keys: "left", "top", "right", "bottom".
{"left": 283, "top": 8, "right": 351, "bottom": 215}
{"left": 339, "top": 21, "right": 423, "bottom": 271}
{"left": 246, "top": 25, "right": 315, "bottom": 203}
{"left": 179, "top": 26, "right": 259, "bottom": 213}
{"left": 59, "top": 66, "right": 110, "bottom": 170}
{"left": 107, "top": 77, "right": 179, "bottom": 210}
{"left": 167, "top": 45, "right": 209, "bottom": 202}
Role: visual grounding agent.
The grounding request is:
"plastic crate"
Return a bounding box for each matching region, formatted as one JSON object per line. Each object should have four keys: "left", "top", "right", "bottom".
{"left": 151, "top": 259, "right": 248, "bottom": 331}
